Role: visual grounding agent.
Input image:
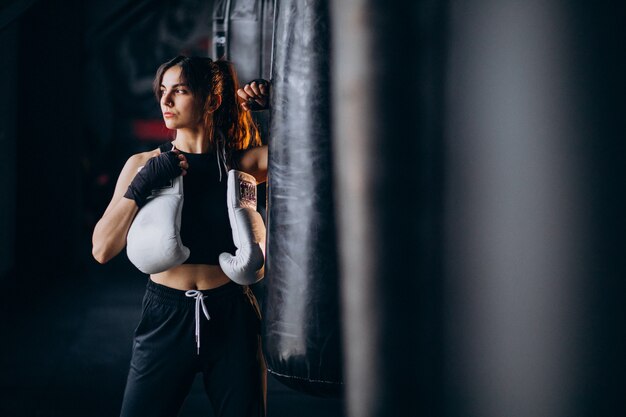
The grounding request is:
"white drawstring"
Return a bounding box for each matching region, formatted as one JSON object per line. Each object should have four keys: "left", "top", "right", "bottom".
{"left": 185, "top": 290, "right": 211, "bottom": 354}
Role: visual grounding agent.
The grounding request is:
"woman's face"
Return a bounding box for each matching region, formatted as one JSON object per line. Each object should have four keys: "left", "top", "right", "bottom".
{"left": 159, "top": 66, "right": 200, "bottom": 130}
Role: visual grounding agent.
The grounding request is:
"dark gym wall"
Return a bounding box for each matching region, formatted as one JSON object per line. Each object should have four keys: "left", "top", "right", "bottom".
{"left": 0, "top": 19, "right": 18, "bottom": 289}
{"left": 12, "top": 0, "right": 84, "bottom": 287}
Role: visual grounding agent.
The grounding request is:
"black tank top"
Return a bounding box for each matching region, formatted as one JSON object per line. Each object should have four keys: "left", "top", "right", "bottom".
{"left": 159, "top": 142, "right": 236, "bottom": 265}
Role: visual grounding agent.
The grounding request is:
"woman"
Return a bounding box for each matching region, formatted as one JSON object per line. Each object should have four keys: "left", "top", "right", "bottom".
{"left": 92, "top": 55, "right": 269, "bottom": 417}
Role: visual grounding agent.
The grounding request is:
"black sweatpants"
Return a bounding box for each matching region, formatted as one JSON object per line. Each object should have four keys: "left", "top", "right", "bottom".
{"left": 120, "top": 279, "right": 265, "bottom": 417}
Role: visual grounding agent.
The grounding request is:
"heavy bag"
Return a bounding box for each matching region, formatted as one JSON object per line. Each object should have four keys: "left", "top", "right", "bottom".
{"left": 263, "top": 0, "right": 343, "bottom": 397}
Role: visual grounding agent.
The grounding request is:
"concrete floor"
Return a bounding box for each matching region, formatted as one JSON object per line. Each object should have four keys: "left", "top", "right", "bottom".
{"left": 0, "top": 259, "right": 345, "bottom": 417}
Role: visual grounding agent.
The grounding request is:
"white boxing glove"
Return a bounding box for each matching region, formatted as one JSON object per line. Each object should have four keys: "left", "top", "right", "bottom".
{"left": 126, "top": 170, "right": 189, "bottom": 274}
{"left": 219, "top": 170, "right": 266, "bottom": 285}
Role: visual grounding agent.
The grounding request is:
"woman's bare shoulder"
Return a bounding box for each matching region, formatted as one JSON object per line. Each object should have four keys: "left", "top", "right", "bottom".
{"left": 113, "top": 148, "right": 161, "bottom": 189}
{"left": 124, "top": 148, "right": 161, "bottom": 171}
{"left": 101, "top": 147, "right": 161, "bottom": 217}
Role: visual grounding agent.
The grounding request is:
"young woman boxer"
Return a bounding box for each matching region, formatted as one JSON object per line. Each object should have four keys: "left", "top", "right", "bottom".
{"left": 92, "top": 55, "right": 269, "bottom": 417}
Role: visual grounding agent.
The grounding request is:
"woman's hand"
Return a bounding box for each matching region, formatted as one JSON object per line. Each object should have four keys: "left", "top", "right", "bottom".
{"left": 124, "top": 150, "right": 187, "bottom": 208}
{"left": 237, "top": 79, "right": 270, "bottom": 111}
{"left": 172, "top": 148, "right": 189, "bottom": 176}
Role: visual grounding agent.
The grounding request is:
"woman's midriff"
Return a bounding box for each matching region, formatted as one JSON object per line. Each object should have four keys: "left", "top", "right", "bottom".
{"left": 150, "top": 264, "right": 231, "bottom": 290}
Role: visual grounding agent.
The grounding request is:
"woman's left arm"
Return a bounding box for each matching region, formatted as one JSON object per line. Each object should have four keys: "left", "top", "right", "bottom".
{"left": 238, "top": 145, "right": 268, "bottom": 184}
{"left": 237, "top": 79, "right": 270, "bottom": 183}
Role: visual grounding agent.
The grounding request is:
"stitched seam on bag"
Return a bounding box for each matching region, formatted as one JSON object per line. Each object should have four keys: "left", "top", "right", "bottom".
{"left": 266, "top": 368, "right": 343, "bottom": 385}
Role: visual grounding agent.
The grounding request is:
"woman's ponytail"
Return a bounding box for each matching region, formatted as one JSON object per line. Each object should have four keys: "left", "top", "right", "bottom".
{"left": 208, "top": 60, "right": 261, "bottom": 158}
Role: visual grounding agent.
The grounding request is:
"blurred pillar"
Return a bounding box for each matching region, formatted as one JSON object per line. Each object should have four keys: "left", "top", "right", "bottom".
{"left": 331, "top": 1, "right": 447, "bottom": 416}
{"left": 443, "top": 2, "right": 625, "bottom": 417}
{"left": 333, "top": 1, "right": 624, "bottom": 417}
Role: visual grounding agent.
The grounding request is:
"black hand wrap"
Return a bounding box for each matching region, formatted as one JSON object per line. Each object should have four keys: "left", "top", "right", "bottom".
{"left": 124, "top": 151, "right": 182, "bottom": 208}
{"left": 247, "top": 79, "right": 271, "bottom": 111}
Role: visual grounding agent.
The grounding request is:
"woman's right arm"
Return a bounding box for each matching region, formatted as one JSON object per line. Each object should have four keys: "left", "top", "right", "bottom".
{"left": 92, "top": 152, "right": 152, "bottom": 264}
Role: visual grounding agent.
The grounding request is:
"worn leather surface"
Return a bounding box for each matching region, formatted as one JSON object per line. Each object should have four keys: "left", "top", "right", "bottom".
{"left": 212, "top": 0, "right": 273, "bottom": 81}
{"left": 263, "top": 0, "right": 343, "bottom": 397}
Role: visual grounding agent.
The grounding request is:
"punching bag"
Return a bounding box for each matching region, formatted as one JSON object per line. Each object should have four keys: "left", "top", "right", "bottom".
{"left": 211, "top": 0, "right": 274, "bottom": 82}
{"left": 263, "top": 0, "right": 342, "bottom": 397}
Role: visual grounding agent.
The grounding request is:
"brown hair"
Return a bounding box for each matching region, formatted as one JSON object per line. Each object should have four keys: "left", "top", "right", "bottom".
{"left": 153, "top": 56, "right": 261, "bottom": 163}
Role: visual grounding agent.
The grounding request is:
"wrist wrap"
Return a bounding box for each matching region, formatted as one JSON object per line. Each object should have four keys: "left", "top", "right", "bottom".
{"left": 124, "top": 151, "right": 182, "bottom": 207}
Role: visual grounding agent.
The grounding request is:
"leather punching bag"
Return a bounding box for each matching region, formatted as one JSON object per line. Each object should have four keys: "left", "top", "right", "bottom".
{"left": 211, "top": 0, "right": 274, "bottom": 83}
{"left": 263, "top": 0, "right": 342, "bottom": 397}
